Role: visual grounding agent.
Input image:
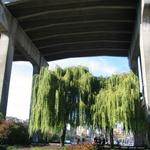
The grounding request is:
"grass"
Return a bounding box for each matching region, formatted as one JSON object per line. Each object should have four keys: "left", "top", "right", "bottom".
{"left": 0, "top": 145, "right": 65, "bottom": 150}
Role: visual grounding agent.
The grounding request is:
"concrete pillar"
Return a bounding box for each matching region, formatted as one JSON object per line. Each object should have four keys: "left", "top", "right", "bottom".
{"left": 128, "top": 0, "right": 141, "bottom": 76}
{"left": 33, "top": 64, "right": 40, "bottom": 75}
{"left": 32, "top": 56, "right": 48, "bottom": 75}
{"left": 129, "top": 58, "right": 139, "bottom": 75}
{"left": 0, "top": 32, "right": 14, "bottom": 117}
{"left": 140, "top": 0, "right": 150, "bottom": 114}
{"left": 0, "top": 2, "right": 48, "bottom": 119}
{"left": 140, "top": 2, "right": 150, "bottom": 146}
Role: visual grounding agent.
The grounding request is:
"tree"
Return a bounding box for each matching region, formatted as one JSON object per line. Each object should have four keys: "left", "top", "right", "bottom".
{"left": 29, "top": 66, "right": 95, "bottom": 146}
{"left": 92, "top": 72, "right": 146, "bottom": 147}
{"left": 29, "top": 67, "right": 145, "bottom": 147}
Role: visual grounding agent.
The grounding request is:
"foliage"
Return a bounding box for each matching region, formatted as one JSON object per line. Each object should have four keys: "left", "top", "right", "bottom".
{"left": 29, "top": 66, "right": 94, "bottom": 136}
{"left": 0, "top": 120, "right": 10, "bottom": 144}
{"left": 0, "top": 120, "right": 30, "bottom": 145}
{"left": 29, "top": 68, "right": 58, "bottom": 135}
{"left": 92, "top": 72, "right": 146, "bottom": 133}
{"left": 29, "top": 66, "right": 145, "bottom": 141}
{"left": 66, "top": 144, "right": 95, "bottom": 150}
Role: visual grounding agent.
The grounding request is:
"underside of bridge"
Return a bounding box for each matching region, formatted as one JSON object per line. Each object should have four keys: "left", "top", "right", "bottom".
{"left": 6, "top": 0, "right": 139, "bottom": 61}
{"left": 0, "top": 0, "right": 150, "bottom": 146}
{"left": 0, "top": 0, "right": 141, "bottom": 120}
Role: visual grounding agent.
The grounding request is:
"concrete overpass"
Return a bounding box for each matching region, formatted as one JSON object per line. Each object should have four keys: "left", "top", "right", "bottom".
{"left": 0, "top": 0, "right": 150, "bottom": 136}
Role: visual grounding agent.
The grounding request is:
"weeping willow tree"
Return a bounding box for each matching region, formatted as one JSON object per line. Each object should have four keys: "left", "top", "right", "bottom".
{"left": 92, "top": 72, "right": 146, "bottom": 146}
{"left": 29, "top": 67, "right": 146, "bottom": 147}
{"left": 29, "top": 66, "right": 95, "bottom": 146}
{"left": 58, "top": 66, "right": 95, "bottom": 146}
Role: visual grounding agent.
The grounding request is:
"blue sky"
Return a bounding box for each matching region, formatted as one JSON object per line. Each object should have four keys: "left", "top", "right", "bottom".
{"left": 6, "top": 56, "right": 130, "bottom": 120}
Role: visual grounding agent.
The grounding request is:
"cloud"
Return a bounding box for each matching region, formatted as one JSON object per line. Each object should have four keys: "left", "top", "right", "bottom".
{"left": 49, "top": 56, "right": 129, "bottom": 76}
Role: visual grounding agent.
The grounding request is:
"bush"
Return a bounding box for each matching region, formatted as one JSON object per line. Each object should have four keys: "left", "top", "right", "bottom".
{"left": 66, "top": 144, "right": 95, "bottom": 150}
{"left": 0, "top": 120, "right": 11, "bottom": 144}
{"left": 0, "top": 120, "right": 30, "bottom": 145}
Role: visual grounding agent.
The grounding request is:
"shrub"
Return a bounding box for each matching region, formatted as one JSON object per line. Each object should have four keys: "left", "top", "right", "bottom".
{"left": 0, "top": 120, "right": 30, "bottom": 145}
{"left": 0, "top": 120, "right": 11, "bottom": 144}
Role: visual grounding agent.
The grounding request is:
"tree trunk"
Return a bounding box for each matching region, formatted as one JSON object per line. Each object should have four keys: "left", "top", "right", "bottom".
{"left": 60, "top": 124, "right": 66, "bottom": 147}
{"left": 134, "top": 110, "right": 146, "bottom": 147}
{"left": 105, "top": 127, "right": 109, "bottom": 144}
{"left": 134, "top": 131, "right": 146, "bottom": 147}
{"left": 146, "top": 126, "right": 150, "bottom": 148}
{"left": 110, "top": 128, "right": 114, "bottom": 148}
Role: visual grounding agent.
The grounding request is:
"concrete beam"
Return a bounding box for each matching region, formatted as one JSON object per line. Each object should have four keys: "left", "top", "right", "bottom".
{"left": 38, "top": 40, "right": 130, "bottom": 49}
{"left": 7, "top": 0, "right": 136, "bottom": 20}
{"left": 3, "top": 0, "right": 31, "bottom": 6}
{"left": 0, "top": 2, "right": 48, "bottom": 67}
{"left": 32, "top": 31, "right": 132, "bottom": 41}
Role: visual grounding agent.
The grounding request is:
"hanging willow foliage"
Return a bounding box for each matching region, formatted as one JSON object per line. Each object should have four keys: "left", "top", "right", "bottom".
{"left": 62, "top": 66, "right": 93, "bottom": 127}
{"left": 79, "top": 73, "right": 95, "bottom": 126}
{"left": 29, "top": 67, "right": 58, "bottom": 135}
{"left": 92, "top": 71, "right": 146, "bottom": 133}
{"left": 29, "top": 67, "right": 146, "bottom": 137}
{"left": 29, "top": 66, "right": 94, "bottom": 135}
{"left": 29, "top": 74, "right": 39, "bottom": 135}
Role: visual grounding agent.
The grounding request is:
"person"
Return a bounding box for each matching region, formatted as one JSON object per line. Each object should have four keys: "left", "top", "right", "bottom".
{"left": 97, "top": 136, "right": 101, "bottom": 146}
{"left": 77, "top": 138, "right": 80, "bottom": 144}
{"left": 82, "top": 138, "right": 85, "bottom": 143}
{"left": 94, "top": 136, "right": 101, "bottom": 150}
{"left": 102, "top": 137, "right": 105, "bottom": 146}
{"left": 94, "top": 136, "right": 97, "bottom": 144}
{"left": 116, "top": 139, "right": 120, "bottom": 146}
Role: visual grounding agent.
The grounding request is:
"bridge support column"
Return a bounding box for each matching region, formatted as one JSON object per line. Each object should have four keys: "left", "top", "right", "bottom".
{"left": 33, "top": 65, "right": 40, "bottom": 75}
{"left": 140, "top": 0, "right": 150, "bottom": 115}
{"left": 0, "top": 33, "right": 14, "bottom": 117}
{"left": 140, "top": 1, "right": 150, "bottom": 147}
{"left": 32, "top": 58, "right": 48, "bottom": 75}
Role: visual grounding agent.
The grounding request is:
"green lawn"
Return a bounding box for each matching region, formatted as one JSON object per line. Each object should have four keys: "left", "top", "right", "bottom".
{"left": 0, "top": 145, "right": 65, "bottom": 150}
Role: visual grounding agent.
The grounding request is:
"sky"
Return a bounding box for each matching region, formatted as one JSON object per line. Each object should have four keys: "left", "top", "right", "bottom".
{"left": 6, "top": 56, "right": 130, "bottom": 120}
